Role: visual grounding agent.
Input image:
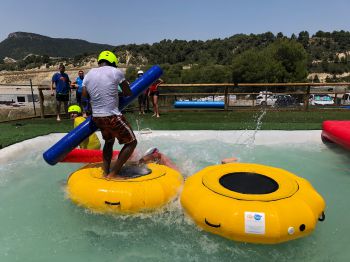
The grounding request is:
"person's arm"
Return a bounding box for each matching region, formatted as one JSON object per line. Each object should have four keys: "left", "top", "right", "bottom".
{"left": 221, "top": 157, "right": 238, "bottom": 164}
{"left": 156, "top": 79, "right": 164, "bottom": 88}
{"left": 71, "top": 81, "right": 77, "bottom": 89}
{"left": 82, "top": 86, "right": 88, "bottom": 99}
{"left": 81, "top": 86, "right": 90, "bottom": 116}
{"left": 158, "top": 153, "right": 180, "bottom": 172}
{"left": 67, "top": 75, "right": 72, "bottom": 93}
{"left": 120, "top": 80, "right": 132, "bottom": 96}
{"left": 51, "top": 81, "right": 55, "bottom": 96}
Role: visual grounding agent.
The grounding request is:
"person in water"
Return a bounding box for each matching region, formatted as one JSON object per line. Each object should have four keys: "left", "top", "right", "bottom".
{"left": 138, "top": 147, "right": 180, "bottom": 172}
{"left": 137, "top": 148, "right": 235, "bottom": 171}
{"left": 68, "top": 105, "right": 101, "bottom": 150}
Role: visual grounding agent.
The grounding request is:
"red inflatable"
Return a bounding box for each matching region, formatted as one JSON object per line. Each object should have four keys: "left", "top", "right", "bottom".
{"left": 321, "top": 120, "right": 350, "bottom": 150}
{"left": 61, "top": 149, "right": 119, "bottom": 163}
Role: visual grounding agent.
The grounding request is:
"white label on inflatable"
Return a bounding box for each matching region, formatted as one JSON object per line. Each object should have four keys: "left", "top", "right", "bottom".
{"left": 244, "top": 212, "right": 265, "bottom": 234}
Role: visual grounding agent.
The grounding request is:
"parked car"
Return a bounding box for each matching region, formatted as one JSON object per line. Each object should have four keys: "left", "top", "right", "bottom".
{"left": 256, "top": 94, "right": 277, "bottom": 106}
{"left": 309, "top": 94, "right": 334, "bottom": 106}
{"left": 341, "top": 93, "right": 350, "bottom": 105}
{"left": 274, "top": 95, "right": 297, "bottom": 107}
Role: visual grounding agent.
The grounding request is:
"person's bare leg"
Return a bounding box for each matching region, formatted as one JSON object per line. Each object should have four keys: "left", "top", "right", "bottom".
{"left": 158, "top": 154, "right": 179, "bottom": 171}
{"left": 107, "top": 140, "right": 137, "bottom": 178}
{"left": 63, "top": 101, "right": 69, "bottom": 118}
{"left": 151, "top": 96, "right": 156, "bottom": 116}
{"left": 154, "top": 95, "right": 159, "bottom": 117}
{"left": 56, "top": 101, "right": 61, "bottom": 121}
{"left": 139, "top": 151, "right": 180, "bottom": 172}
{"left": 146, "top": 96, "right": 150, "bottom": 113}
{"left": 138, "top": 101, "right": 142, "bottom": 114}
{"left": 103, "top": 139, "right": 115, "bottom": 176}
{"left": 142, "top": 100, "right": 145, "bottom": 114}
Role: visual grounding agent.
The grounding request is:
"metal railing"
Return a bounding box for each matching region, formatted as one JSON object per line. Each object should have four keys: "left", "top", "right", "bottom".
{"left": 0, "top": 81, "right": 41, "bottom": 121}
{"left": 158, "top": 82, "right": 350, "bottom": 111}
{"left": 4, "top": 82, "right": 349, "bottom": 120}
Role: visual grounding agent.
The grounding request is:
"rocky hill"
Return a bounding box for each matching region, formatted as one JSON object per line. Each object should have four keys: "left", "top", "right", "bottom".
{"left": 0, "top": 32, "right": 114, "bottom": 60}
{"left": 1, "top": 31, "right": 350, "bottom": 84}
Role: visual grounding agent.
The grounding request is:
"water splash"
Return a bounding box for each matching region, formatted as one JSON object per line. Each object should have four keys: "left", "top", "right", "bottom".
{"left": 251, "top": 109, "right": 266, "bottom": 143}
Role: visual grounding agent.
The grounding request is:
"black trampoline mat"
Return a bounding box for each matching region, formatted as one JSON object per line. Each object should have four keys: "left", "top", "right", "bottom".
{"left": 119, "top": 164, "right": 152, "bottom": 178}
{"left": 219, "top": 172, "right": 279, "bottom": 194}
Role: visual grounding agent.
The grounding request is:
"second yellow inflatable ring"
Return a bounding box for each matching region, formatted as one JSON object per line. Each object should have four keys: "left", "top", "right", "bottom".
{"left": 67, "top": 163, "right": 183, "bottom": 213}
{"left": 180, "top": 163, "right": 326, "bottom": 244}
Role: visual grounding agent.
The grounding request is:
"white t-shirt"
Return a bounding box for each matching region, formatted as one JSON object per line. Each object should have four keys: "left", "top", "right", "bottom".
{"left": 83, "top": 66, "right": 125, "bottom": 117}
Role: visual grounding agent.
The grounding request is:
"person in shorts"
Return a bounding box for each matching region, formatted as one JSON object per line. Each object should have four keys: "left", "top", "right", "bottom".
{"left": 71, "top": 70, "right": 84, "bottom": 109}
{"left": 149, "top": 78, "right": 163, "bottom": 117}
{"left": 82, "top": 51, "right": 137, "bottom": 179}
{"left": 51, "top": 64, "right": 71, "bottom": 121}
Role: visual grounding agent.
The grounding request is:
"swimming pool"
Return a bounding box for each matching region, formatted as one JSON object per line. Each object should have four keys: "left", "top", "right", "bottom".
{"left": 0, "top": 131, "right": 349, "bottom": 261}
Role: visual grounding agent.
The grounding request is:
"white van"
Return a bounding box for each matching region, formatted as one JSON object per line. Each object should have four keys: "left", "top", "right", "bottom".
{"left": 256, "top": 94, "right": 277, "bottom": 106}
{"left": 341, "top": 93, "right": 350, "bottom": 105}
{"left": 309, "top": 94, "right": 334, "bottom": 106}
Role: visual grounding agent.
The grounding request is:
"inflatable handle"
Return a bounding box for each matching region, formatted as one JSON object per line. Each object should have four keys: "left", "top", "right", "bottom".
{"left": 43, "top": 65, "right": 163, "bottom": 165}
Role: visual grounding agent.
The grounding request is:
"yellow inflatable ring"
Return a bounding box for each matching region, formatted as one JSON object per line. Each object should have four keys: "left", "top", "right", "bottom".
{"left": 67, "top": 163, "right": 183, "bottom": 213}
{"left": 180, "top": 163, "right": 326, "bottom": 244}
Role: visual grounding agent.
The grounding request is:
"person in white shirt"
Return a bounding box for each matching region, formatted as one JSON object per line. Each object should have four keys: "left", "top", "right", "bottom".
{"left": 82, "top": 51, "right": 137, "bottom": 179}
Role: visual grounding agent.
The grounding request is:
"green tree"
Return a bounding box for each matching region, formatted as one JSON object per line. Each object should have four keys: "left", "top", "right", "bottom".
{"left": 269, "top": 39, "right": 308, "bottom": 82}
{"left": 231, "top": 39, "right": 307, "bottom": 83}
{"left": 297, "top": 31, "right": 310, "bottom": 48}
{"left": 277, "top": 32, "right": 284, "bottom": 39}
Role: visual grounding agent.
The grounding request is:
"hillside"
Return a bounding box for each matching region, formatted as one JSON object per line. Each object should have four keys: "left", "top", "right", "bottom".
{"left": 0, "top": 32, "right": 114, "bottom": 60}
{"left": 1, "top": 31, "right": 350, "bottom": 84}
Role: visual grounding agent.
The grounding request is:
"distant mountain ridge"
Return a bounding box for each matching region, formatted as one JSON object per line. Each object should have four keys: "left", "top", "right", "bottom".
{"left": 0, "top": 32, "right": 114, "bottom": 60}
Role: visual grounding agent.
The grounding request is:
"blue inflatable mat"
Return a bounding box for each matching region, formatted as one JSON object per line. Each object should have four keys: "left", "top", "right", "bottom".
{"left": 174, "top": 101, "right": 224, "bottom": 109}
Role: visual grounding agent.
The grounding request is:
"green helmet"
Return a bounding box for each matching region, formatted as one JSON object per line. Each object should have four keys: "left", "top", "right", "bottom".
{"left": 68, "top": 105, "right": 81, "bottom": 114}
{"left": 98, "top": 51, "right": 119, "bottom": 67}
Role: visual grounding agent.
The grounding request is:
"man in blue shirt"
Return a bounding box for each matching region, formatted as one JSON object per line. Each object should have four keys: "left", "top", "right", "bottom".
{"left": 72, "top": 70, "right": 84, "bottom": 108}
{"left": 51, "top": 64, "right": 71, "bottom": 121}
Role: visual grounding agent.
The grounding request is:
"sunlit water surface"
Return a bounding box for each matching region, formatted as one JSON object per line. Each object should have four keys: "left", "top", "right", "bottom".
{"left": 0, "top": 130, "right": 349, "bottom": 262}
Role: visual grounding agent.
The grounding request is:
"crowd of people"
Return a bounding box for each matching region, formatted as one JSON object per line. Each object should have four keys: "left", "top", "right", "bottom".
{"left": 51, "top": 64, "right": 163, "bottom": 121}
{"left": 52, "top": 51, "right": 237, "bottom": 179}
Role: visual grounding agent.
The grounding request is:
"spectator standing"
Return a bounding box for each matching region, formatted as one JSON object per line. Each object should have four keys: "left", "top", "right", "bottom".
{"left": 137, "top": 70, "right": 147, "bottom": 115}
{"left": 51, "top": 64, "right": 71, "bottom": 121}
{"left": 72, "top": 70, "right": 84, "bottom": 108}
{"left": 149, "top": 79, "right": 163, "bottom": 118}
{"left": 82, "top": 51, "right": 137, "bottom": 179}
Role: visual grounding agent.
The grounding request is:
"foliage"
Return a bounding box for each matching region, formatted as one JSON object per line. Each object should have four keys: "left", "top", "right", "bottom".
{"left": 0, "top": 32, "right": 113, "bottom": 60}
{"left": 2, "top": 30, "right": 350, "bottom": 83}
{"left": 232, "top": 39, "right": 308, "bottom": 83}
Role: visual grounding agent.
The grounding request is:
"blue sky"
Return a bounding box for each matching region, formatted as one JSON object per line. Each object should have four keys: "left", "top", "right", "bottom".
{"left": 0, "top": 0, "right": 349, "bottom": 46}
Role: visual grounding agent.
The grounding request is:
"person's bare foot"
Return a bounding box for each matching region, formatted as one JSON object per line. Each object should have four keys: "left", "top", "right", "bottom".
{"left": 105, "top": 173, "right": 128, "bottom": 180}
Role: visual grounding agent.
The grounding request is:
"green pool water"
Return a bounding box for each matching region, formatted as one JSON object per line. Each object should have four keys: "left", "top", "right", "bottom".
{"left": 0, "top": 131, "right": 349, "bottom": 262}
